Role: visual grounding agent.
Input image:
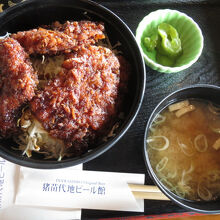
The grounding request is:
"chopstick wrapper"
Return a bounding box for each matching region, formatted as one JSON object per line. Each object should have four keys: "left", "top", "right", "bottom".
{"left": 15, "top": 168, "right": 145, "bottom": 212}
{"left": 0, "top": 157, "right": 82, "bottom": 220}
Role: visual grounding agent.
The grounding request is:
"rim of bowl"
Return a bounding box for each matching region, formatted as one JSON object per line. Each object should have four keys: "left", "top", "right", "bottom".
{"left": 143, "top": 84, "right": 220, "bottom": 213}
{"left": 0, "top": 0, "right": 146, "bottom": 169}
{"left": 136, "top": 9, "right": 204, "bottom": 73}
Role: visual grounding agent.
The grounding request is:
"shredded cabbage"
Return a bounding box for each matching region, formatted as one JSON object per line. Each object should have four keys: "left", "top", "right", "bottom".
{"left": 15, "top": 110, "right": 68, "bottom": 160}
{"left": 31, "top": 55, "right": 65, "bottom": 88}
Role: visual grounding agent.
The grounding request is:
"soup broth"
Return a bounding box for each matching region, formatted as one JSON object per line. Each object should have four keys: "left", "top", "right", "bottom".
{"left": 147, "top": 99, "right": 220, "bottom": 201}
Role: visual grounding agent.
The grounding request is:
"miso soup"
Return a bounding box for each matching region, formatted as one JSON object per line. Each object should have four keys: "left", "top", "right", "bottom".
{"left": 147, "top": 99, "right": 220, "bottom": 201}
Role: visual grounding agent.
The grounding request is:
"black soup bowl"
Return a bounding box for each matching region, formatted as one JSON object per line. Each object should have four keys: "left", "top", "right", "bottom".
{"left": 144, "top": 84, "right": 220, "bottom": 214}
{"left": 0, "top": 0, "right": 146, "bottom": 169}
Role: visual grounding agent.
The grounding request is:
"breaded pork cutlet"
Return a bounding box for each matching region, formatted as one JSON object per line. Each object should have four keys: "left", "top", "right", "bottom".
{"left": 30, "top": 46, "right": 120, "bottom": 155}
{"left": 0, "top": 38, "right": 38, "bottom": 137}
{"left": 11, "top": 21, "right": 105, "bottom": 55}
{"left": 11, "top": 28, "right": 77, "bottom": 55}
{"left": 50, "top": 20, "right": 105, "bottom": 47}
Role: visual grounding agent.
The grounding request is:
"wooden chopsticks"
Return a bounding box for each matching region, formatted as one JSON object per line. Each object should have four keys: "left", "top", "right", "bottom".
{"left": 128, "top": 184, "right": 170, "bottom": 200}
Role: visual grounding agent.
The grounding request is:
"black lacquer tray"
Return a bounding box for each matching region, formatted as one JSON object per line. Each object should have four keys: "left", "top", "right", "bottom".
{"left": 1, "top": 0, "right": 220, "bottom": 219}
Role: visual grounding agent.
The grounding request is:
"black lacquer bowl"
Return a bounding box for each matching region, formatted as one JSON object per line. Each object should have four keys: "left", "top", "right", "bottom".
{"left": 0, "top": 0, "right": 145, "bottom": 169}
{"left": 144, "top": 84, "right": 220, "bottom": 214}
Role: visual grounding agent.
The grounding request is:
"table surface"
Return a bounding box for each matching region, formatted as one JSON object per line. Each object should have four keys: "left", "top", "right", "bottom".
{"left": 1, "top": 0, "right": 220, "bottom": 219}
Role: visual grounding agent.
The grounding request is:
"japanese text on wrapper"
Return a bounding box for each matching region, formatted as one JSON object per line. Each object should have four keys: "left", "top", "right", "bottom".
{"left": 42, "top": 179, "right": 106, "bottom": 195}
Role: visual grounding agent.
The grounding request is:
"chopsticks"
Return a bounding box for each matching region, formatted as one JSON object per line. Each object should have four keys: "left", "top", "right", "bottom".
{"left": 128, "top": 184, "right": 170, "bottom": 200}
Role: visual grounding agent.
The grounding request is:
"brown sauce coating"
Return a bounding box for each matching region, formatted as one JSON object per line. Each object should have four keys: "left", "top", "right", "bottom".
{"left": 11, "top": 21, "right": 105, "bottom": 55}
{"left": 50, "top": 20, "right": 105, "bottom": 47}
{"left": 0, "top": 38, "right": 38, "bottom": 137}
{"left": 30, "top": 46, "right": 121, "bottom": 151}
{"left": 11, "top": 28, "right": 77, "bottom": 55}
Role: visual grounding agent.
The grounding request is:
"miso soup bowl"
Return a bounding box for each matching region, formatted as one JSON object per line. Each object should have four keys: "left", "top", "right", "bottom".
{"left": 144, "top": 84, "right": 220, "bottom": 214}
{"left": 0, "top": 0, "right": 145, "bottom": 169}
